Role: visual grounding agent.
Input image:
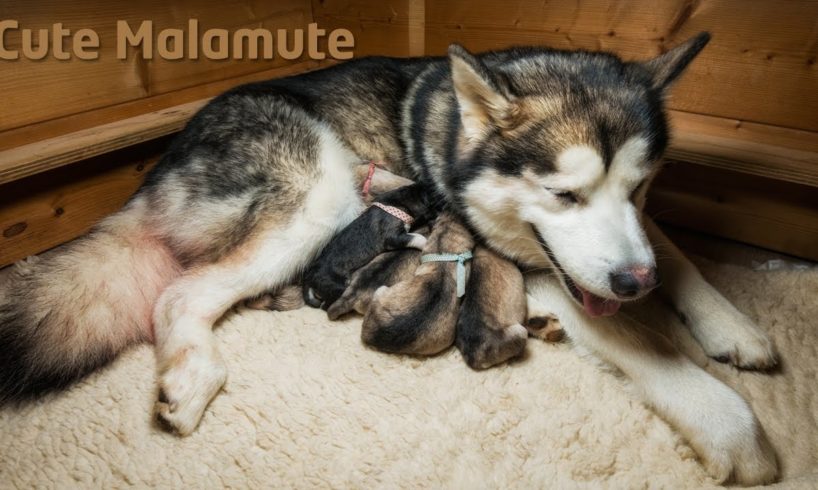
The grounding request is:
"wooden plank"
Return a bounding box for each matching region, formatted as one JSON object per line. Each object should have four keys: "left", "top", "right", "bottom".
{"left": 0, "top": 0, "right": 314, "bottom": 132}
{"left": 423, "top": 0, "right": 818, "bottom": 133}
{"left": 668, "top": 110, "right": 818, "bottom": 188}
{"left": 4, "top": 151, "right": 815, "bottom": 268}
{"left": 647, "top": 161, "right": 818, "bottom": 261}
{"left": 0, "top": 7, "right": 132, "bottom": 130}
{"left": 0, "top": 59, "right": 326, "bottom": 152}
{"left": 407, "top": 0, "right": 426, "bottom": 57}
{"left": 0, "top": 102, "right": 202, "bottom": 186}
{"left": 145, "top": 0, "right": 312, "bottom": 94}
{"left": 312, "top": 0, "right": 416, "bottom": 57}
{"left": 0, "top": 60, "right": 327, "bottom": 184}
{"left": 0, "top": 141, "right": 165, "bottom": 268}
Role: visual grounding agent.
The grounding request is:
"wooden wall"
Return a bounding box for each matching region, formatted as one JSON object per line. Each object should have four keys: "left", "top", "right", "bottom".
{"left": 312, "top": 0, "right": 425, "bottom": 57}
{"left": 0, "top": 0, "right": 318, "bottom": 148}
{"left": 1, "top": 0, "right": 816, "bottom": 266}
{"left": 422, "top": 0, "right": 818, "bottom": 133}
{"left": 648, "top": 161, "right": 818, "bottom": 261}
{"left": 0, "top": 141, "right": 163, "bottom": 266}
{"left": 0, "top": 0, "right": 403, "bottom": 267}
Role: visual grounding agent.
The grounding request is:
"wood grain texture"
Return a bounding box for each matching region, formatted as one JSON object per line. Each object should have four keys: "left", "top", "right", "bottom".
{"left": 1, "top": 0, "right": 816, "bottom": 262}
{"left": 0, "top": 0, "right": 314, "bottom": 132}
{"left": 0, "top": 140, "right": 165, "bottom": 268}
{"left": 668, "top": 110, "right": 818, "bottom": 187}
{"left": 0, "top": 101, "right": 202, "bottom": 185}
{"left": 312, "top": 0, "right": 420, "bottom": 57}
{"left": 0, "top": 60, "right": 328, "bottom": 183}
{"left": 0, "top": 59, "right": 326, "bottom": 152}
{"left": 648, "top": 161, "right": 818, "bottom": 261}
{"left": 423, "top": 0, "right": 818, "bottom": 133}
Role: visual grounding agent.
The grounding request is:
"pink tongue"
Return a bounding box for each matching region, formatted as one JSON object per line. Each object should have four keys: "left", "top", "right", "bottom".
{"left": 579, "top": 287, "right": 621, "bottom": 317}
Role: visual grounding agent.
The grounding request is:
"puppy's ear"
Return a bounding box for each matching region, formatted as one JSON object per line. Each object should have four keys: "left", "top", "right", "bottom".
{"left": 448, "top": 44, "right": 517, "bottom": 141}
{"left": 640, "top": 32, "right": 710, "bottom": 91}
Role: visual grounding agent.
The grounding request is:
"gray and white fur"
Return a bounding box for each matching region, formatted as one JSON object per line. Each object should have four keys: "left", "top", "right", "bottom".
{"left": 0, "top": 32, "right": 778, "bottom": 484}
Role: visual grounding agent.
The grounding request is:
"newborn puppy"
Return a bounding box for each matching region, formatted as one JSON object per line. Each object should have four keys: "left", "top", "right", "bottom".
{"left": 303, "top": 183, "right": 433, "bottom": 309}
{"left": 326, "top": 246, "right": 423, "bottom": 321}
{"left": 455, "top": 246, "right": 529, "bottom": 370}
{"left": 362, "top": 213, "right": 475, "bottom": 356}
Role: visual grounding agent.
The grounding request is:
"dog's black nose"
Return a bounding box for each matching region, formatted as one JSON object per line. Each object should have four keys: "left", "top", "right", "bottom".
{"left": 609, "top": 266, "right": 658, "bottom": 298}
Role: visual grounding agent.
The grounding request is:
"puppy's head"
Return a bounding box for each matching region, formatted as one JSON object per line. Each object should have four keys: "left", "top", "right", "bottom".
{"left": 426, "top": 213, "right": 476, "bottom": 254}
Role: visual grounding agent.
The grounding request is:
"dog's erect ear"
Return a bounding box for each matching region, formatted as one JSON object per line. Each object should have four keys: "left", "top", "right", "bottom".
{"left": 641, "top": 32, "right": 711, "bottom": 91}
{"left": 448, "top": 44, "right": 516, "bottom": 141}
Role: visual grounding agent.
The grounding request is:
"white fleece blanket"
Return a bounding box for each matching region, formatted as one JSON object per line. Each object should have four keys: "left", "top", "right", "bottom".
{"left": 1, "top": 258, "right": 816, "bottom": 488}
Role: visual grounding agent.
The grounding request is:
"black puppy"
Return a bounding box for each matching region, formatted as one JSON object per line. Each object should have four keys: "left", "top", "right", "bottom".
{"left": 303, "top": 183, "right": 433, "bottom": 310}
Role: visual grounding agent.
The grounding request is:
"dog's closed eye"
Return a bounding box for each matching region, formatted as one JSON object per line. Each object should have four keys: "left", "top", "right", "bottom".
{"left": 544, "top": 187, "right": 581, "bottom": 205}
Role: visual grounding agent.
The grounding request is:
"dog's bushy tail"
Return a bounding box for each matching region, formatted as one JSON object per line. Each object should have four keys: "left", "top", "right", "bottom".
{"left": 0, "top": 199, "right": 180, "bottom": 401}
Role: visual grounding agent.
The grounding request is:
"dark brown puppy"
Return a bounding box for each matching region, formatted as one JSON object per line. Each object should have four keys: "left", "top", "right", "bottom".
{"left": 303, "top": 183, "right": 433, "bottom": 310}
{"left": 362, "top": 213, "right": 474, "bottom": 356}
{"left": 455, "top": 246, "right": 529, "bottom": 369}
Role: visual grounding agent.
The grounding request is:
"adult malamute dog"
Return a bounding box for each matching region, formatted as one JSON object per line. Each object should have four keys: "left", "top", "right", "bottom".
{"left": 0, "top": 33, "right": 778, "bottom": 483}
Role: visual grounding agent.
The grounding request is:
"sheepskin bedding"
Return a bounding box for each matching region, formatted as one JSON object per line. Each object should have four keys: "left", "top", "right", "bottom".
{"left": 1, "top": 257, "right": 816, "bottom": 489}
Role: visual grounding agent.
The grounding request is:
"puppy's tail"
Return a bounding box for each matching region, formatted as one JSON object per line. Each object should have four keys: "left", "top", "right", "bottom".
{"left": 0, "top": 197, "right": 180, "bottom": 401}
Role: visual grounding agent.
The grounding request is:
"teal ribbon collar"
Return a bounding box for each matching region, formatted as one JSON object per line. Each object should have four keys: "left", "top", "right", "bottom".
{"left": 420, "top": 251, "right": 473, "bottom": 298}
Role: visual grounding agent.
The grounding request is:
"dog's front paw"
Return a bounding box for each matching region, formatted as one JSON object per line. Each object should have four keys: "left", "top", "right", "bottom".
{"left": 683, "top": 383, "right": 778, "bottom": 485}
{"left": 679, "top": 293, "right": 778, "bottom": 370}
{"left": 709, "top": 332, "right": 777, "bottom": 370}
{"left": 525, "top": 293, "right": 565, "bottom": 342}
{"left": 155, "top": 346, "right": 227, "bottom": 436}
{"left": 694, "top": 422, "right": 778, "bottom": 485}
{"left": 693, "top": 313, "right": 778, "bottom": 370}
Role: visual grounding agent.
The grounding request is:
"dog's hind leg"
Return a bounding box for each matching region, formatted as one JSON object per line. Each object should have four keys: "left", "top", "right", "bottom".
{"left": 152, "top": 131, "right": 363, "bottom": 435}
{"left": 525, "top": 272, "right": 778, "bottom": 485}
{"left": 644, "top": 218, "right": 777, "bottom": 369}
{"left": 153, "top": 226, "right": 326, "bottom": 434}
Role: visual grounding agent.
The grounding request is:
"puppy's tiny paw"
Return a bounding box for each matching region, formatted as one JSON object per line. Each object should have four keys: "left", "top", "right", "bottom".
{"left": 304, "top": 287, "right": 324, "bottom": 309}
{"left": 525, "top": 315, "right": 564, "bottom": 342}
{"left": 406, "top": 233, "right": 427, "bottom": 250}
{"left": 460, "top": 323, "right": 527, "bottom": 370}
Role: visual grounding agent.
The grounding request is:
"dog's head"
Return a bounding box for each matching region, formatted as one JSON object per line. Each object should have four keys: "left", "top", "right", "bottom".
{"left": 451, "top": 34, "right": 710, "bottom": 317}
